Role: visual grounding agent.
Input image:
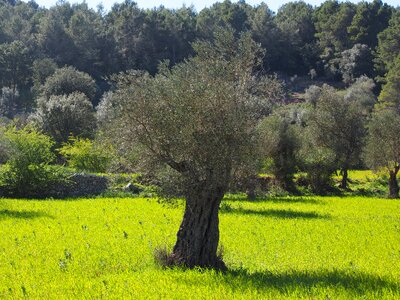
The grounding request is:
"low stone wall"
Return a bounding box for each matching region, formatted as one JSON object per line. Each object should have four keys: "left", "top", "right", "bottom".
{"left": 47, "top": 173, "right": 108, "bottom": 198}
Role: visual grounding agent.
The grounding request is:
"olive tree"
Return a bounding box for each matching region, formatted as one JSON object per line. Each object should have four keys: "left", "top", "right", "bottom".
{"left": 344, "top": 76, "right": 376, "bottom": 114}
{"left": 365, "top": 109, "right": 400, "bottom": 198}
{"left": 257, "top": 112, "right": 301, "bottom": 191}
{"left": 338, "top": 44, "right": 373, "bottom": 85}
{"left": 109, "top": 29, "right": 271, "bottom": 269}
{"left": 298, "top": 128, "right": 337, "bottom": 194}
{"left": 32, "top": 92, "right": 96, "bottom": 143}
{"left": 308, "top": 84, "right": 367, "bottom": 189}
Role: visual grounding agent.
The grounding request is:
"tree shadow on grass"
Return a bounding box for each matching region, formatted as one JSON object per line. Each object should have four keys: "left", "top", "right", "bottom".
{"left": 263, "top": 197, "right": 324, "bottom": 205}
{"left": 224, "top": 195, "right": 324, "bottom": 205}
{"left": 222, "top": 268, "right": 400, "bottom": 296}
{"left": 0, "top": 209, "right": 54, "bottom": 220}
{"left": 221, "top": 207, "right": 330, "bottom": 219}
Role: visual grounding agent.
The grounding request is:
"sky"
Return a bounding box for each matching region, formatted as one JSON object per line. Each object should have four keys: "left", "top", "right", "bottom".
{"left": 31, "top": 0, "right": 400, "bottom": 13}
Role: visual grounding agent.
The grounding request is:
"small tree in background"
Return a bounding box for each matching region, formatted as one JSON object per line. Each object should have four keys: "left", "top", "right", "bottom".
{"left": 344, "top": 76, "right": 376, "bottom": 114}
{"left": 365, "top": 109, "right": 400, "bottom": 198}
{"left": 298, "top": 138, "right": 336, "bottom": 195}
{"left": 41, "top": 66, "right": 97, "bottom": 102}
{"left": 298, "top": 126, "right": 337, "bottom": 194}
{"left": 338, "top": 44, "right": 374, "bottom": 85}
{"left": 308, "top": 84, "right": 367, "bottom": 189}
{"left": 304, "top": 85, "right": 322, "bottom": 108}
{"left": 96, "top": 91, "right": 119, "bottom": 130}
{"left": 32, "top": 92, "right": 96, "bottom": 144}
{"left": 0, "top": 126, "right": 64, "bottom": 197}
{"left": 258, "top": 112, "right": 301, "bottom": 191}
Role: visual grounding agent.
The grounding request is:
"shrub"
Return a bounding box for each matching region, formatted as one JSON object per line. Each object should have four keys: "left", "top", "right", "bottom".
{"left": 258, "top": 113, "right": 301, "bottom": 191}
{"left": 41, "top": 66, "right": 97, "bottom": 101}
{"left": 300, "top": 147, "right": 336, "bottom": 195}
{"left": 0, "top": 126, "right": 67, "bottom": 197}
{"left": 32, "top": 92, "right": 96, "bottom": 143}
{"left": 59, "top": 137, "right": 114, "bottom": 173}
{"left": 298, "top": 128, "right": 337, "bottom": 195}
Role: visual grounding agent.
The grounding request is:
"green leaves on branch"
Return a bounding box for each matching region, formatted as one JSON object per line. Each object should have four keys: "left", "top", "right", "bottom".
{"left": 0, "top": 126, "right": 66, "bottom": 197}
{"left": 59, "top": 137, "right": 114, "bottom": 173}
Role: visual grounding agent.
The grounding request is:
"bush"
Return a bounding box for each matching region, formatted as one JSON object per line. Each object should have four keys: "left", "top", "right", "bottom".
{"left": 59, "top": 137, "right": 114, "bottom": 173}
{"left": 32, "top": 92, "right": 96, "bottom": 143}
{"left": 298, "top": 128, "right": 337, "bottom": 195}
{"left": 0, "top": 126, "right": 67, "bottom": 197}
{"left": 257, "top": 113, "right": 301, "bottom": 191}
{"left": 41, "top": 66, "right": 97, "bottom": 101}
{"left": 300, "top": 147, "right": 336, "bottom": 195}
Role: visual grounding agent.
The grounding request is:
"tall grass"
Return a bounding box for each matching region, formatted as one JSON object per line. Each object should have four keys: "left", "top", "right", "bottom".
{"left": 0, "top": 195, "right": 399, "bottom": 299}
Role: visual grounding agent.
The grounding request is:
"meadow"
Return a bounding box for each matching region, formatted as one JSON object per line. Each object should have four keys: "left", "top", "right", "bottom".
{"left": 0, "top": 195, "right": 399, "bottom": 299}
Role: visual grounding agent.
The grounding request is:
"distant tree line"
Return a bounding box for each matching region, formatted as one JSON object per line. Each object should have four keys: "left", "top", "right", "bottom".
{"left": 0, "top": 0, "right": 399, "bottom": 115}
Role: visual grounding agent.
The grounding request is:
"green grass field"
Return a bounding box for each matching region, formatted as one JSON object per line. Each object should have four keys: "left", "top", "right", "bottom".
{"left": 0, "top": 195, "right": 399, "bottom": 299}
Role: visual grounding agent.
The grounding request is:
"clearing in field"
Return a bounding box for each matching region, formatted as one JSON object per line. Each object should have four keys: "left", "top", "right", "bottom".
{"left": 0, "top": 195, "right": 399, "bottom": 299}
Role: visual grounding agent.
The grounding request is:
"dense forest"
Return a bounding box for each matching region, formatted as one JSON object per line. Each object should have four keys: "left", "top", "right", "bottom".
{"left": 0, "top": 0, "right": 399, "bottom": 111}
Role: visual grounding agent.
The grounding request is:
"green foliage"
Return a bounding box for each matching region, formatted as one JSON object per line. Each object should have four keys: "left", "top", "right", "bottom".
{"left": 59, "top": 137, "right": 114, "bottom": 173}
{"left": 298, "top": 133, "right": 337, "bottom": 195}
{"left": 249, "top": 3, "right": 283, "bottom": 72}
{"left": 275, "top": 1, "right": 317, "bottom": 74}
{"left": 33, "top": 92, "right": 96, "bottom": 144}
{"left": 36, "top": 3, "right": 78, "bottom": 67}
{"left": 307, "top": 84, "right": 367, "bottom": 188}
{"left": 313, "top": 1, "right": 356, "bottom": 53}
{"left": 376, "top": 10, "right": 400, "bottom": 73}
{"left": 196, "top": 0, "right": 251, "bottom": 39}
{"left": 338, "top": 44, "right": 373, "bottom": 85}
{"left": 348, "top": 0, "right": 392, "bottom": 47}
{"left": 0, "top": 126, "right": 65, "bottom": 197}
{"left": 110, "top": 28, "right": 271, "bottom": 194}
{"left": 0, "top": 0, "right": 399, "bottom": 117}
{"left": 0, "top": 40, "right": 31, "bottom": 89}
{"left": 0, "top": 196, "right": 399, "bottom": 298}
{"left": 258, "top": 113, "right": 301, "bottom": 191}
{"left": 344, "top": 76, "right": 376, "bottom": 114}
{"left": 378, "top": 55, "right": 400, "bottom": 110}
{"left": 365, "top": 109, "right": 400, "bottom": 172}
{"left": 31, "top": 58, "right": 58, "bottom": 96}
{"left": 0, "top": 86, "right": 18, "bottom": 119}
{"left": 41, "top": 66, "right": 97, "bottom": 101}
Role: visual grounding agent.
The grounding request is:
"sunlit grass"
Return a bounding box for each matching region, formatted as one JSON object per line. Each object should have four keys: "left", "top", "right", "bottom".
{"left": 0, "top": 196, "right": 399, "bottom": 299}
{"left": 332, "top": 170, "right": 378, "bottom": 181}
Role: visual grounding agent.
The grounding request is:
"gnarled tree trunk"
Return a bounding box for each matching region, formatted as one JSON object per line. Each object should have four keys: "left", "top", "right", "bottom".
{"left": 388, "top": 169, "right": 399, "bottom": 198}
{"left": 169, "top": 184, "right": 226, "bottom": 270}
{"left": 340, "top": 168, "right": 349, "bottom": 189}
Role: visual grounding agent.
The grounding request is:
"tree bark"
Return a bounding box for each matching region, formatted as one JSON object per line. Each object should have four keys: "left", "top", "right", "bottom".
{"left": 169, "top": 184, "right": 226, "bottom": 270}
{"left": 246, "top": 176, "right": 256, "bottom": 201}
{"left": 388, "top": 170, "right": 399, "bottom": 199}
{"left": 340, "top": 168, "right": 348, "bottom": 189}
